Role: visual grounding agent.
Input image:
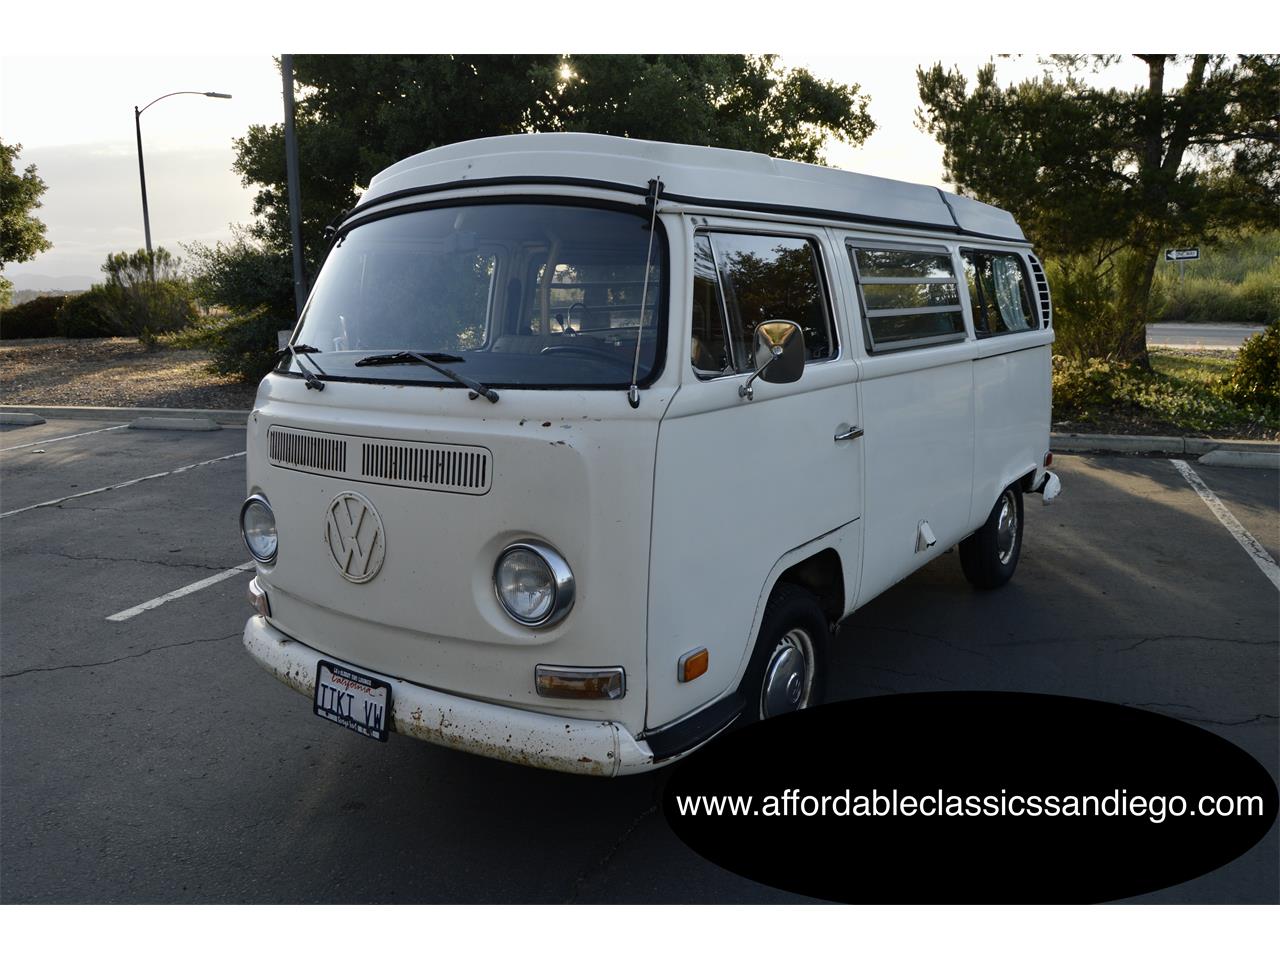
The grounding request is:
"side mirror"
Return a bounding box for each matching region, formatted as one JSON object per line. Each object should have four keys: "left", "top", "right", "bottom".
{"left": 739, "top": 320, "right": 805, "bottom": 400}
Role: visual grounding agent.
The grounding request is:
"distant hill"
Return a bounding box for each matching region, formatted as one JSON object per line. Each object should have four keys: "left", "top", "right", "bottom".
{"left": 7, "top": 274, "right": 98, "bottom": 294}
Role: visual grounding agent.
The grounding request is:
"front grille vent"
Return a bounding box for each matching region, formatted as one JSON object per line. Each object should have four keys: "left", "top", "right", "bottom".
{"left": 1027, "top": 253, "right": 1053, "bottom": 327}
{"left": 269, "top": 428, "right": 347, "bottom": 474}
{"left": 267, "top": 426, "right": 491, "bottom": 495}
{"left": 361, "top": 439, "right": 489, "bottom": 494}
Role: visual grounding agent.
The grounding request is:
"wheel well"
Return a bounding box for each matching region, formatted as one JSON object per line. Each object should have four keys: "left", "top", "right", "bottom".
{"left": 1017, "top": 467, "right": 1039, "bottom": 492}
{"left": 774, "top": 548, "right": 844, "bottom": 622}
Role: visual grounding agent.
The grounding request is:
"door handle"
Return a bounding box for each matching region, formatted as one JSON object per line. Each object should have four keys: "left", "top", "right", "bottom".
{"left": 834, "top": 424, "right": 864, "bottom": 442}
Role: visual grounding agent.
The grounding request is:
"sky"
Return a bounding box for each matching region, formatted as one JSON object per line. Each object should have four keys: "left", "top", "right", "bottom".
{"left": 0, "top": 52, "right": 1187, "bottom": 287}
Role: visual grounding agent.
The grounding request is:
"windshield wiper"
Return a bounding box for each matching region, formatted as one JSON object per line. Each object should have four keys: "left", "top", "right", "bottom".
{"left": 275, "top": 343, "right": 328, "bottom": 391}
{"left": 354, "top": 351, "right": 499, "bottom": 403}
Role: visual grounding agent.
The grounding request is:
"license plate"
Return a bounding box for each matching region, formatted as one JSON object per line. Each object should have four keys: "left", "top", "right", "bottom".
{"left": 313, "top": 660, "right": 392, "bottom": 742}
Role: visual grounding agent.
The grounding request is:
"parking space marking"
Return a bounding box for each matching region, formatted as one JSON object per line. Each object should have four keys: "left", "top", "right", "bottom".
{"left": 0, "top": 423, "right": 128, "bottom": 452}
{"left": 0, "top": 450, "right": 245, "bottom": 519}
{"left": 1170, "top": 458, "right": 1280, "bottom": 592}
{"left": 106, "top": 561, "right": 255, "bottom": 622}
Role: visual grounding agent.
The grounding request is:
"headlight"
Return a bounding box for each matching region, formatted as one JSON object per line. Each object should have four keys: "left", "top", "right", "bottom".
{"left": 240, "top": 495, "right": 278, "bottom": 563}
{"left": 494, "top": 541, "right": 574, "bottom": 627}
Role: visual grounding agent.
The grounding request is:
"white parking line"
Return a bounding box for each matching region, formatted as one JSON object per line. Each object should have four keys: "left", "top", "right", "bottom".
{"left": 1170, "top": 458, "right": 1280, "bottom": 592}
{"left": 0, "top": 423, "right": 129, "bottom": 452}
{"left": 106, "top": 561, "right": 256, "bottom": 622}
{"left": 0, "top": 451, "right": 245, "bottom": 518}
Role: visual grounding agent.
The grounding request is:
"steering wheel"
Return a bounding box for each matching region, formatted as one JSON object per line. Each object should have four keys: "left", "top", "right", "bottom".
{"left": 540, "top": 344, "right": 635, "bottom": 368}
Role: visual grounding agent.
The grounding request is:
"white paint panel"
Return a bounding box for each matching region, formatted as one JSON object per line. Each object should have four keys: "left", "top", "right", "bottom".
{"left": 855, "top": 341, "right": 977, "bottom": 605}
{"left": 648, "top": 366, "right": 862, "bottom": 728}
{"left": 970, "top": 338, "right": 1053, "bottom": 526}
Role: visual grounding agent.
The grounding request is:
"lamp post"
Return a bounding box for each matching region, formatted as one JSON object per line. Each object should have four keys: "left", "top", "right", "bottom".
{"left": 134, "top": 90, "right": 232, "bottom": 279}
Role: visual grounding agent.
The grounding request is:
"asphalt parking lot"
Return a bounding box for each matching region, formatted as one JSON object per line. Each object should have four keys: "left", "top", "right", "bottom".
{"left": 1, "top": 418, "right": 1276, "bottom": 904}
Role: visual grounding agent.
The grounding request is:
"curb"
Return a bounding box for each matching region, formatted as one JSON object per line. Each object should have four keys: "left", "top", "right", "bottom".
{"left": 129, "top": 417, "right": 221, "bottom": 432}
{"left": 1197, "top": 450, "right": 1280, "bottom": 470}
{"left": 0, "top": 404, "right": 249, "bottom": 425}
{"left": 0, "top": 412, "right": 46, "bottom": 425}
{"left": 1052, "top": 432, "right": 1279, "bottom": 460}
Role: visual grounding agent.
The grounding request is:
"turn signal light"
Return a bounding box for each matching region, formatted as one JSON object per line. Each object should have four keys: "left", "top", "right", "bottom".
{"left": 1044, "top": 451, "right": 1054, "bottom": 467}
{"left": 534, "top": 665, "right": 625, "bottom": 700}
{"left": 678, "top": 647, "right": 709, "bottom": 683}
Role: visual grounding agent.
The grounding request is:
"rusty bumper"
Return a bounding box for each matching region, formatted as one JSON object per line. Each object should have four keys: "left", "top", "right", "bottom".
{"left": 242, "top": 616, "right": 657, "bottom": 776}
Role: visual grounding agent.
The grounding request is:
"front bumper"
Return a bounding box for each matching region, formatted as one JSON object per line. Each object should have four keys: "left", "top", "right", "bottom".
{"left": 242, "top": 616, "right": 657, "bottom": 776}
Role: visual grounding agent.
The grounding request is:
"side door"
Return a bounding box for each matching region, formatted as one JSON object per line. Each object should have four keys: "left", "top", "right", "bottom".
{"left": 647, "top": 219, "right": 864, "bottom": 731}
{"left": 843, "top": 238, "right": 978, "bottom": 606}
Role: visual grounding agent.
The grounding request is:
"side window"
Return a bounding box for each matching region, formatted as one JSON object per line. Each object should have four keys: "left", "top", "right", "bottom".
{"left": 695, "top": 232, "right": 834, "bottom": 375}
{"left": 691, "top": 235, "right": 733, "bottom": 375}
{"left": 961, "top": 251, "right": 1038, "bottom": 335}
{"left": 848, "top": 246, "right": 966, "bottom": 351}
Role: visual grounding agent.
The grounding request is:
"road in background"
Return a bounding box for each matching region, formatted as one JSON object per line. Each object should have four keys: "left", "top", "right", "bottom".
{"left": 1147, "top": 323, "right": 1264, "bottom": 350}
{"left": 1, "top": 422, "right": 1276, "bottom": 904}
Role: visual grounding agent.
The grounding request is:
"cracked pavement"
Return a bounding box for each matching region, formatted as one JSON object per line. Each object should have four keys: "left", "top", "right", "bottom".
{"left": 1, "top": 419, "right": 1276, "bottom": 904}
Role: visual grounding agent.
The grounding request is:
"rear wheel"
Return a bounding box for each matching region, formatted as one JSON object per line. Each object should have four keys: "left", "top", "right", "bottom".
{"left": 738, "top": 584, "right": 828, "bottom": 724}
{"left": 959, "top": 483, "right": 1023, "bottom": 589}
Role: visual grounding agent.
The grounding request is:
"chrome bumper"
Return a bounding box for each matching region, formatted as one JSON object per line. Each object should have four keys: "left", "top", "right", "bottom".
{"left": 242, "top": 616, "right": 657, "bottom": 776}
{"left": 1036, "top": 469, "right": 1062, "bottom": 503}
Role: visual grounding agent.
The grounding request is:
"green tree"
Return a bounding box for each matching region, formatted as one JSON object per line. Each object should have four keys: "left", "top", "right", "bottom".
{"left": 233, "top": 54, "right": 875, "bottom": 276}
{"left": 917, "top": 55, "right": 1280, "bottom": 365}
{"left": 1, "top": 140, "right": 53, "bottom": 308}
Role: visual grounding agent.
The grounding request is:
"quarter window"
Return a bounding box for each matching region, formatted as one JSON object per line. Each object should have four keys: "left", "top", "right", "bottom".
{"left": 691, "top": 232, "right": 835, "bottom": 376}
{"left": 961, "top": 251, "right": 1038, "bottom": 335}
{"left": 849, "top": 246, "right": 966, "bottom": 351}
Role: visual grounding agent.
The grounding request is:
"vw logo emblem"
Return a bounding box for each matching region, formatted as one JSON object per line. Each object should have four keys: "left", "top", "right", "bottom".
{"left": 324, "top": 492, "right": 386, "bottom": 583}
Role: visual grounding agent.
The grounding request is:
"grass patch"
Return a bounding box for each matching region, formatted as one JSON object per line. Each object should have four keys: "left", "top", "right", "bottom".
{"left": 1052, "top": 348, "right": 1280, "bottom": 439}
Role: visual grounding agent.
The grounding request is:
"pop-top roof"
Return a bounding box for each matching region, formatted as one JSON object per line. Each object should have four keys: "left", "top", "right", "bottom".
{"left": 354, "top": 133, "right": 1025, "bottom": 242}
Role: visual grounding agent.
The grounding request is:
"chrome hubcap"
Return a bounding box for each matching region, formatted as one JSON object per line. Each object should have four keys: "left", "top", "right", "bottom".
{"left": 761, "top": 628, "right": 815, "bottom": 718}
{"left": 996, "top": 490, "right": 1018, "bottom": 565}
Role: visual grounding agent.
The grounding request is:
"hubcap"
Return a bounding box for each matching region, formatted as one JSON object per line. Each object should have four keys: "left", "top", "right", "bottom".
{"left": 761, "top": 628, "right": 815, "bottom": 718}
{"left": 996, "top": 490, "right": 1018, "bottom": 565}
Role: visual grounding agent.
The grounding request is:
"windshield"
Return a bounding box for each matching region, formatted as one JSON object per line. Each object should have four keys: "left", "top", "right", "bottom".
{"left": 285, "top": 203, "right": 666, "bottom": 389}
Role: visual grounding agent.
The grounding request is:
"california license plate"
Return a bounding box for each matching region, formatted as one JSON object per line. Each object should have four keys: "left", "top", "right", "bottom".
{"left": 313, "top": 660, "right": 392, "bottom": 742}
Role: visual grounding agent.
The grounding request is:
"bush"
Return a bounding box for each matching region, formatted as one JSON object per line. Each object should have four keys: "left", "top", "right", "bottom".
{"left": 1220, "top": 321, "right": 1280, "bottom": 412}
{"left": 92, "top": 278, "right": 198, "bottom": 347}
{"left": 1044, "top": 252, "right": 1158, "bottom": 363}
{"left": 1157, "top": 265, "right": 1280, "bottom": 325}
{"left": 184, "top": 309, "right": 283, "bottom": 382}
{"left": 185, "top": 234, "right": 295, "bottom": 321}
{"left": 0, "top": 294, "right": 68, "bottom": 338}
{"left": 54, "top": 288, "right": 116, "bottom": 338}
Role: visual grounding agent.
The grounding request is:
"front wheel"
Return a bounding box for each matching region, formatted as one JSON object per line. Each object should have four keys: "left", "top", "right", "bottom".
{"left": 738, "top": 584, "right": 829, "bottom": 724}
{"left": 959, "top": 483, "right": 1023, "bottom": 589}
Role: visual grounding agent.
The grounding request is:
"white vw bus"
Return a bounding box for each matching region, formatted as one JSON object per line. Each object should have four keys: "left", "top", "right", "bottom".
{"left": 240, "top": 133, "right": 1060, "bottom": 775}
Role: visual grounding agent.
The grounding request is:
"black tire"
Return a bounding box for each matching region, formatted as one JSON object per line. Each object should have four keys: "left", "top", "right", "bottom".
{"left": 959, "top": 483, "right": 1024, "bottom": 589}
{"left": 737, "top": 583, "right": 829, "bottom": 725}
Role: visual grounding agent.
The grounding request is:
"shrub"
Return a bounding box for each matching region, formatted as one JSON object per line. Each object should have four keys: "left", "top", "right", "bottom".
{"left": 185, "top": 308, "right": 283, "bottom": 382}
{"left": 185, "top": 234, "right": 295, "bottom": 321}
{"left": 1044, "top": 252, "right": 1158, "bottom": 363}
{"left": 54, "top": 288, "right": 116, "bottom": 338}
{"left": 93, "top": 278, "right": 198, "bottom": 347}
{"left": 1157, "top": 265, "right": 1280, "bottom": 326}
{"left": 79, "top": 248, "right": 200, "bottom": 347}
{"left": 1220, "top": 321, "right": 1280, "bottom": 412}
{"left": 0, "top": 294, "right": 68, "bottom": 338}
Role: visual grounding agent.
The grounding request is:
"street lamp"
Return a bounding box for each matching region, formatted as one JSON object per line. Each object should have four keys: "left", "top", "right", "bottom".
{"left": 133, "top": 90, "right": 232, "bottom": 279}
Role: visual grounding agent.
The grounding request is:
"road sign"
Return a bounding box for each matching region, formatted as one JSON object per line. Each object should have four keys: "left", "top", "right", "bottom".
{"left": 1165, "top": 248, "right": 1200, "bottom": 261}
